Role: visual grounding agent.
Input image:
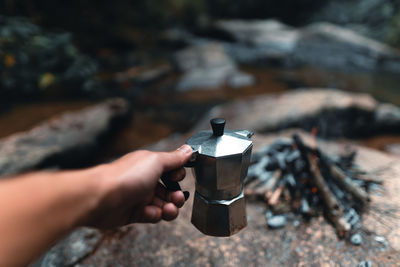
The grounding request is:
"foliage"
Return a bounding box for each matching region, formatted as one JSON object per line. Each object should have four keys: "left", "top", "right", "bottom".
{"left": 0, "top": 0, "right": 208, "bottom": 49}
{"left": 0, "top": 15, "right": 100, "bottom": 99}
{"left": 387, "top": 8, "right": 400, "bottom": 48}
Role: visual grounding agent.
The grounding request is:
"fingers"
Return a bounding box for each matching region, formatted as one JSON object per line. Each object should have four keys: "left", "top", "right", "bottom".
{"left": 132, "top": 201, "right": 180, "bottom": 223}
{"left": 162, "top": 203, "right": 179, "bottom": 221}
{"left": 169, "top": 168, "right": 186, "bottom": 182}
{"left": 132, "top": 205, "right": 162, "bottom": 224}
{"left": 155, "top": 182, "right": 185, "bottom": 208}
{"left": 168, "top": 191, "right": 185, "bottom": 208}
{"left": 158, "top": 144, "right": 192, "bottom": 172}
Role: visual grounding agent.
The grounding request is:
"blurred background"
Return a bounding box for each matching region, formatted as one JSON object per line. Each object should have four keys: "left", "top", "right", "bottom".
{"left": 2, "top": 1, "right": 400, "bottom": 266}
{"left": 1, "top": 0, "right": 400, "bottom": 165}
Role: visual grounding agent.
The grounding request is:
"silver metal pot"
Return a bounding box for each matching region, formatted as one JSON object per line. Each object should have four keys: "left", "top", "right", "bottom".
{"left": 186, "top": 118, "right": 253, "bottom": 236}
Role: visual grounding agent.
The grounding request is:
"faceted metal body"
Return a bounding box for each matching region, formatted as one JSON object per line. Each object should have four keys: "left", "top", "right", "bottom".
{"left": 186, "top": 121, "right": 253, "bottom": 237}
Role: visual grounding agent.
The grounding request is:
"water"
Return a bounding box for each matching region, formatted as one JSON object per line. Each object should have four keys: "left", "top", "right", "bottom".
{"left": 1, "top": 66, "right": 400, "bottom": 161}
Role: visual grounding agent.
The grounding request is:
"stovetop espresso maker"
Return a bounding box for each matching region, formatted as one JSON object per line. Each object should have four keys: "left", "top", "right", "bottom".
{"left": 185, "top": 118, "right": 253, "bottom": 236}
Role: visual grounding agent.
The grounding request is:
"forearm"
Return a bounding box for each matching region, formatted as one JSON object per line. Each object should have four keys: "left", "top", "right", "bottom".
{"left": 0, "top": 167, "right": 105, "bottom": 267}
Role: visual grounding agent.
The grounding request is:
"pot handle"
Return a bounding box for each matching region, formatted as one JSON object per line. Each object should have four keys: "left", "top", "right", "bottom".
{"left": 184, "top": 149, "right": 198, "bottom": 168}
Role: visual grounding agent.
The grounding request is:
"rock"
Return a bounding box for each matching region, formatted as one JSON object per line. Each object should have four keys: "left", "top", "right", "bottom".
{"left": 309, "top": 0, "right": 396, "bottom": 42}
{"left": 46, "top": 130, "right": 400, "bottom": 266}
{"left": 265, "top": 210, "right": 274, "bottom": 219}
{"left": 267, "top": 215, "right": 287, "bottom": 229}
{"left": 228, "top": 71, "right": 256, "bottom": 89}
{"left": 115, "top": 64, "right": 172, "bottom": 86}
{"left": 350, "top": 233, "right": 363, "bottom": 246}
{"left": 214, "top": 20, "right": 400, "bottom": 72}
{"left": 358, "top": 260, "right": 372, "bottom": 267}
{"left": 383, "top": 144, "right": 400, "bottom": 157}
{"left": 374, "top": 103, "right": 400, "bottom": 132}
{"left": 293, "top": 23, "right": 400, "bottom": 72}
{"left": 0, "top": 98, "right": 130, "bottom": 175}
{"left": 192, "top": 89, "right": 400, "bottom": 139}
{"left": 172, "top": 42, "right": 255, "bottom": 91}
{"left": 374, "top": 236, "right": 388, "bottom": 247}
{"left": 216, "top": 20, "right": 299, "bottom": 65}
{"left": 37, "top": 228, "right": 103, "bottom": 267}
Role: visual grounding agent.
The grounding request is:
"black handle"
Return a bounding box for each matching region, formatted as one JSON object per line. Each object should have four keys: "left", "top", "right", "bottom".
{"left": 210, "top": 118, "right": 225, "bottom": 136}
{"left": 161, "top": 174, "right": 190, "bottom": 201}
{"left": 161, "top": 175, "right": 182, "bottom": 191}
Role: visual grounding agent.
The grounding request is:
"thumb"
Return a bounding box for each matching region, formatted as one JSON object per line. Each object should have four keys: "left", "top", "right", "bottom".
{"left": 158, "top": 144, "right": 192, "bottom": 172}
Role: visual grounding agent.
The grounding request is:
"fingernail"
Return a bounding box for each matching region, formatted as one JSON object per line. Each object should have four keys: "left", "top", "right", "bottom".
{"left": 178, "top": 144, "right": 192, "bottom": 155}
{"left": 183, "top": 191, "right": 190, "bottom": 201}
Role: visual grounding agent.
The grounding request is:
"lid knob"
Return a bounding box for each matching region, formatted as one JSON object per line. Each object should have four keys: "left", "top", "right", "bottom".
{"left": 210, "top": 118, "right": 225, "bottom": 136}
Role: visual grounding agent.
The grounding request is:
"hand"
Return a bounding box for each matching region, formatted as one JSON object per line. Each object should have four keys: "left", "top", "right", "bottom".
{"left": 86, "top": 144, "right": 193, "bottom": 228}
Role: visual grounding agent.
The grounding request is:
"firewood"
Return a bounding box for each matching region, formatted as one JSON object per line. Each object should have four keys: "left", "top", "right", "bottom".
{"left": 246, "top": 177, "right": 263, "bottom": 190}
{"left": 244, "top": 189, "right": 265, "bottom": 201}
{"left": 329, "top": 164, "right": 370, "bottom": 204}
{"left": 264, "top": 170, "right": 283, "bottom": 200}
{"left": 268, "top": 185, "right": 284, "bottom": 206}
{"left": 308, "top": 154, "right": 350, "bottom": 236}
{"left": 308, "top": 155, "right": 340, "bottom": 212}
{"left": 354, "top": 174, "right": 384, "bottom": 185}
{"left": 245, "top": 170, "right": 280, "bottom": 201}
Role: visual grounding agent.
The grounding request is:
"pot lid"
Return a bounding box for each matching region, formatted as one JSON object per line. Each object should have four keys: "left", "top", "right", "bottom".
{"left": 186, "top": 118, "right": 253, "bottom": 158}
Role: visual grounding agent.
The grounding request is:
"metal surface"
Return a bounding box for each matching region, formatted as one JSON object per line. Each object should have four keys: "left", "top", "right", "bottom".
{"left": 186, "top": 129, "right": 253, "bottom": 158}
{"left": 186, "top": 118, "right": 253, "bottom": 236}
{"left": 191, "top": 191, "right": 247, "bottom": 237}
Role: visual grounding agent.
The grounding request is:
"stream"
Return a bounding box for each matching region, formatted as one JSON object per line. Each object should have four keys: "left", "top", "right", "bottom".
{"left": 1, "top": 66, "right": 400, "bottom": 161}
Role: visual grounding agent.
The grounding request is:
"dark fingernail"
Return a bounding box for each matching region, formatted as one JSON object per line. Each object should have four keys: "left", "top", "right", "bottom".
{"left": 161, "top": 175, "right": 181, "bottom": 191}
{"left": 183, "top": 191, "right": 190, "bottom": 201}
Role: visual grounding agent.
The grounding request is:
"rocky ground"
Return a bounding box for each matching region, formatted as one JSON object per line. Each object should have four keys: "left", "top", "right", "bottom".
{"left": 0, "top": 98, "right": 130, "bottom": 176}
{"left": 38, "top": 130, "right": 400, "bottom": 267}
{"left": 23, "top": 89, "right": 400, "bottom": 266}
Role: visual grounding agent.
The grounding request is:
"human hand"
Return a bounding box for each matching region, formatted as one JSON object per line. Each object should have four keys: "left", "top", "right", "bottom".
{"left": 85, "top": 144, "right": 193, "bottom": 228}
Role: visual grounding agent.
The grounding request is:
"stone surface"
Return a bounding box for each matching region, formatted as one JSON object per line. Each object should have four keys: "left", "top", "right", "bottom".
{"left": 374, "top": 103, "right": 400, "bottom": 132}
{"left": 267, "top": 215, "right": 287, "bottom": 229}
{"left": 309, "top": 0, "right": 396, "bottom": 42}
{"left": 383, "top": 143, "right": 400, "bottom": 157}
{"left": 0, "top": 98, "right": 130, "bottom": 176}
{"left": 216, "top": 20, "right": 299, "bottom": 65}
{"left": 37, "top": 228, "right": 103, "bottom": 267}
{"left": 192, "top": 89, "right": 400, "bottom": 138}
{"left": 45, "top": 130, "right": 400, "bottom": 266}
{"left": 293, "top": 23, "right": 400, "bottom": 72}
{"left": 228, "top": 71, "right": 255, "bottom": 89}
{"left": 173, "top": 42, "right": 254, "bottom": 91}
{"left": 350, "top": 233, "right": 363, "bottom": 246}
{"left": 215, "top": 20, "right": 400, "bottom": 72}
{"left": 114, "top": 64, "right": 172, "bottom": 86}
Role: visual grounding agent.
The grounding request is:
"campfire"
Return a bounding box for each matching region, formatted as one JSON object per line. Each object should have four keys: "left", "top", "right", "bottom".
{"left": 245, "top": 133, "right": 383, "bottom": 244}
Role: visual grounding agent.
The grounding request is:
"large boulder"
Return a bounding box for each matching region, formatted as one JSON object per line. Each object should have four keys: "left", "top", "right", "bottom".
{"left": 215, "top": 20, "right": 400, "bottom": 72}
{"left": 0, "top": 98, "right": 130, "bottom": 176}
{"left": 39, "top": 130, "right": 400, "bottom": 266}
{"left": 172, "top": 42, "right": 255, "bottom": 91}
{"left": 192, "top": 89, "right": 400, "bottom": 138}
{"left": 309, "top": 0, "right": 398, "bottom": 43}
{"left": 293, "top": 23, "right": 400, "bottom": 72}
{"left": 216, "top": 20, "right": 299, "bottom": 65}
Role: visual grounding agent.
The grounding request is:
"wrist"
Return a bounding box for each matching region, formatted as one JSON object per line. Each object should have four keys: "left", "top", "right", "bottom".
{"left": 75, "top": 164, "right": 114, "bottom": 227}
